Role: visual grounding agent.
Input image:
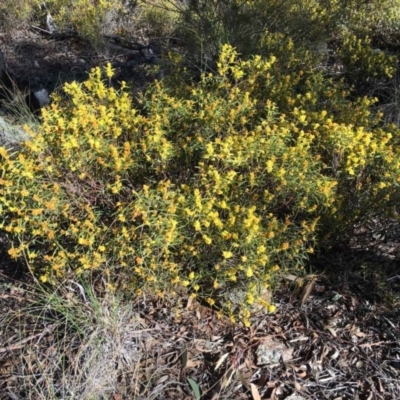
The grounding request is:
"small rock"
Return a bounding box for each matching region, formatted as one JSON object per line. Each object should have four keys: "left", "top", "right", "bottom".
{"left": 256, "top": 336, "right": 287, "bottom": 366}
{"left": 46, "top": 13, "right": 58, "bottom": 34}
{"left": 286, "top": 394, "right": 307, "bottom": 400}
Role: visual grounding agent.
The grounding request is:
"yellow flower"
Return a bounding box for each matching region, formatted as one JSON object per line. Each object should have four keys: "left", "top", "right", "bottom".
{"left": 171, "top": 276, "right": 180, "bottom": 284}
{"left": 185, "top": 208, "right": 195, "bottom": 216}
{"left": 246, "top": 293, "right": 254, "bottom": 304}
{"left": 257, "top": 245, "right": 266, "bottom": 254}
{"left": 281, "top": 242, "right": 289, "bottom": 251}
{"left": 222, "top": 251, "right": 233, "bottom": 259}
{"left": 347, "top": 167, "right": 355, "bottom": 175}
{"left": 379, "top": 182, "right": 387, "bottom": 189}
{"left": 268, "top": 304, "right": 276, "bottom": 313}
{"left": 193, "top": 220, "right": 201, "bottom": 231}
{"left": 105, "top": 63, "right": 114, "bottom": 78}
{"left": 266, "top": 159, "right": 274, "bottom": 173}
{"left": 8, "top": 247, "right": 19, "bottom": 259}
{"left": 206, "top": 298, "right": 215, "bottom": 306}
{"left": 219, "top": 200, "right": 228, "bottom": 209}
{"left": 45, "top": 200, "right": 56, "bottom": 211}
{"left": 203, "top": 235, "right": 212, "bottom": 245}
{"left": 0, "top": 146, "right": 8, "bottom": 157}
{"left": 299, "top": 114, "right": 306, "bottom": 123}
{"left": 206, "top": 143, "right": 214, "bottom": 156}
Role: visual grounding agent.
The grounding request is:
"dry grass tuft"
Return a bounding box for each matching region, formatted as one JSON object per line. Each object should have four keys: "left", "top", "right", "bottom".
{"left": 1, "top": 276, "right": 153, "bottom": 399}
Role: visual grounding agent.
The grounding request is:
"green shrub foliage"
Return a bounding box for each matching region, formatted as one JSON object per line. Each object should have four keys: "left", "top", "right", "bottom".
{"left": 1, "top": 44, "right": 400, "bottom": 324}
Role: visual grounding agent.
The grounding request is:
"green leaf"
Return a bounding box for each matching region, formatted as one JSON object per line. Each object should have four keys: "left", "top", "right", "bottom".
{"left": 187, "top": 377, "right": 201, "bottom": 400}
{"left": 181, "top": 346, "right": 188, "bottom": 368}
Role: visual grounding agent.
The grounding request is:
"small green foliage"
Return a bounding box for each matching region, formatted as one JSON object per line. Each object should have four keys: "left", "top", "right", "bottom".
{"left": 0, "top": 0, "right": 38, "bottom": 30}
{"left": 32, "top": 0, "right": 132, "bottom": 43}
{"left": 136, "top": 0, "right": 179, "bottom": 38}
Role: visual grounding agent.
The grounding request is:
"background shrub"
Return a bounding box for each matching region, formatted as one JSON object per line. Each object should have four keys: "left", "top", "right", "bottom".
{"left": 0, "top": 0, "right": 38, "bottom": 30}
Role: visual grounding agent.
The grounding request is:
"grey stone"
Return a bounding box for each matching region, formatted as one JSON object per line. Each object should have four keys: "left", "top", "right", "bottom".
{"left": 256, "top": 336, "right": 294, "bottom": 366}
{"left": 286, "top": 394, "right": 307, "bottom": 400}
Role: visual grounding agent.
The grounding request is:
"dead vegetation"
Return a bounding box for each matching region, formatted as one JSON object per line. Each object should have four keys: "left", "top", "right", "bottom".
{"left": 1, "top": 239, "right": 400, "bottom": 400}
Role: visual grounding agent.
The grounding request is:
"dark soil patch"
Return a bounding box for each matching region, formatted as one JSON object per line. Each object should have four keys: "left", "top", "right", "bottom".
{"left": 0, "top": 27, "right": 161, "bottom": 101}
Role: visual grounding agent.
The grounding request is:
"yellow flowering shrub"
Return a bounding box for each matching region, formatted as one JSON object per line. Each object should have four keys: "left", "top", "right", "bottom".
{"left": 32, "top": 0, "right": 129, "bottom": 41}
{"left": 340, "top": 0, "right": 400, "bottom": 46}
{"left": 0, "top": 0, "right": 37, "bottom": 30}
{"left": 1, "top": 44, "right": 400, "bottom": 322}
{"left": 337, "top": 33, "right": 397, "bottom": 90}
{"left": 174, "top": 0, "right": 344, "bottom": 69}
{"left": 172, "top": 0, "right": 400, "bottom": 130}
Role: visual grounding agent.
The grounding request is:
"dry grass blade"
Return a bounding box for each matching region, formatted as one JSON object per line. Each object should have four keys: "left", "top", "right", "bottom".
{"left": 300, "top": 277, "right": 317, "bottom": 306}
{"left": 0, "top": 324, "right": 55, "bottom": 353}
{"left": 215, "top": 352, "right": 229, "bottom": 371}
{"left": 210, "top": 367, "right": 236, "bottom": 400}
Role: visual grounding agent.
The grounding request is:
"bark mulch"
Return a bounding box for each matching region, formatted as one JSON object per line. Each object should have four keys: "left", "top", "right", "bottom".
{"left": 1, "top": 243, "right": 400, "bottom": 399}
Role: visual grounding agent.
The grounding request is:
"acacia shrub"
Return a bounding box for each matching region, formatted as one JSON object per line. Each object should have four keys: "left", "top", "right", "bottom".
{"left": 173, "top": 0, "right": 344, "bottom": 69}
{"left": 1, "top": 47, "right": 400, "bottom": 324}
{"left": 170, "top": 0, "right": 400, "bottom": 126}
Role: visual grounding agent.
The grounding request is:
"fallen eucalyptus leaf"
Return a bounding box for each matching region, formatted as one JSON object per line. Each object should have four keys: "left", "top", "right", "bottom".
{"left": 187, "top": 378, "right": 201, "bottom": 400}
